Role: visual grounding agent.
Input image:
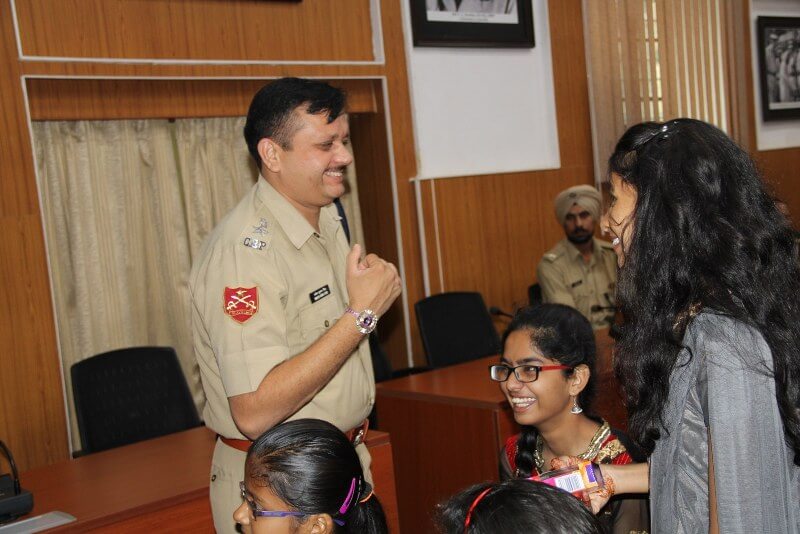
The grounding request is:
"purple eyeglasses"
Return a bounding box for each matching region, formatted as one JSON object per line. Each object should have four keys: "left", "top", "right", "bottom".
{"left": 240, "top": 480, "right": 354, "bottom": 527}
{"left": 239, "top": 482, "right": 321, "bottom": 523}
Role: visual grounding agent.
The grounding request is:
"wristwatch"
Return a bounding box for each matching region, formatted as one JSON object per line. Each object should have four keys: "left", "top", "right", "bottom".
{"left": 344, "top": 307, "right": 378, "bottom": 335}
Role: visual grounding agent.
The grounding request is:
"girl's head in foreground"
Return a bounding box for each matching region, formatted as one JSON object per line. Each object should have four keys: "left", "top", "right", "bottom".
{"left": 435, "top": 478, "right": 603, "bottom": 534}
{"left": 235, "top": 418, "right": 387, "bottom": 534}
{"left": 601, "top": 118, "right": 800, "bottom": 463}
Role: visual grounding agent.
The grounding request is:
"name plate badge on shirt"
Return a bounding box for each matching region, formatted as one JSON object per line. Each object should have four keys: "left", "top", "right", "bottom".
{"left": 309, "top": 285, "right": 331, "bottom": 304}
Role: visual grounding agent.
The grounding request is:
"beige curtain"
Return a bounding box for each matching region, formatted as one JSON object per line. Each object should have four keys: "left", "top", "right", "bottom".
{"left": 34, "top": 116, "right": 365, "bottom": 452}
{"left": 33, "top": 120, "right": 198, "bottom": 451}
{"left": 584, "top": 0, "right": 749, "bottom": 182}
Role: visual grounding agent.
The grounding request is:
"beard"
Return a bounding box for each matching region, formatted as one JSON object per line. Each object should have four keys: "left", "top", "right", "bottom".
{"left": 567, "top": 231, "right": 593, "bottom": 245}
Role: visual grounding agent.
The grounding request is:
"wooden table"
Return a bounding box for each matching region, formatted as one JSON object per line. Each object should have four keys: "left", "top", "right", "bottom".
{"left": 17, "top": 427, "right": 400, "bottom": 533}
{"left": 376, "top": 329, "right": 622, "bottom": 532}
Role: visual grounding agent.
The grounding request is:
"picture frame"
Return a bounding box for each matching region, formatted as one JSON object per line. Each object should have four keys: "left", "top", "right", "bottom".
{"left": 409, "top": 0, "right": 534, "bottom": 48}
{"left": 756, "top": 16, "right": 800, "bottom": 122}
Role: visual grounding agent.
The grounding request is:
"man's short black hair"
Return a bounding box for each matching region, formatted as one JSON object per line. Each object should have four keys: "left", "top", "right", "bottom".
{"left": 243, "top": 77, "right": 346, "bottom": 170}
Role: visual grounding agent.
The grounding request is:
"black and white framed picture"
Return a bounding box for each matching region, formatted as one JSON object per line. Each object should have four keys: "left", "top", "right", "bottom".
{"left": 756, "top": 16, "right": 800, "bottom": 121}
{"left": 410, "top": 0, "right": 535, "bottom": 48}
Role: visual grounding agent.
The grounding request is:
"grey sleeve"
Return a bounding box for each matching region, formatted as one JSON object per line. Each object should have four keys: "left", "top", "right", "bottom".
{"left": 701, "top": 321, "right": 796, "bottom": 533}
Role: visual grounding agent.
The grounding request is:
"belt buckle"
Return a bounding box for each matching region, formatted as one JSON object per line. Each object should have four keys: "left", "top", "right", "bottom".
{"left": 350, "top": 419, "right": 369, "bottom": 447}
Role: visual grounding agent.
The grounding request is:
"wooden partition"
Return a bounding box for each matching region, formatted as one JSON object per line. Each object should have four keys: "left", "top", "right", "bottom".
{"left": 14, "top": 0, "right": 375, "bottom": 62}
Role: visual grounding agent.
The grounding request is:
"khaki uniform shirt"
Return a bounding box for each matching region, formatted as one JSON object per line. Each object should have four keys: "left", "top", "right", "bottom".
{"left": 536, "top": 238, "right": 617, "bottom": 329}
{"left": 190, "top": 176, "right": 375, "bottom": 437}
{"left": 189, "top": 177, "right": 376, "bottom": 533}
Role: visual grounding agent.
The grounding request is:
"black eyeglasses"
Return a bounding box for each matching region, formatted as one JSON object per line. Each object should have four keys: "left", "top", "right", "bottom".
{"left": 239, "top": 481, "right": 307, "bottom": 522}
{"left": 488, "top": 363, "right": 572, "bottom": 383}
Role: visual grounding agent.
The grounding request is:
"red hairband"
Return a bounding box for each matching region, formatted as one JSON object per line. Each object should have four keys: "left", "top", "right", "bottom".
{"left": 463, "top": 487, "right": 492, "bottom": 532}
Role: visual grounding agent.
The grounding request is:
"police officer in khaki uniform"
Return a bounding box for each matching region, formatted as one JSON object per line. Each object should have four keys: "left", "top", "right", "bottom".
{"left": 189, "top": 78, "right": 402, "bottom": 533}
{"left": 537, "top": 184, "right": 617, "bottom": 329}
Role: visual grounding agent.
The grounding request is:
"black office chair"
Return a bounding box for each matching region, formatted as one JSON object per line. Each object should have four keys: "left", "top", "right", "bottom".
{"left": 414, "top": 292, "right": 502, "bottom": 368}
{"left": 528, "top": 283, "right": 543, "bottom": 306}
{"left": 71, "top": 346, "right": 201, "bottom": 455}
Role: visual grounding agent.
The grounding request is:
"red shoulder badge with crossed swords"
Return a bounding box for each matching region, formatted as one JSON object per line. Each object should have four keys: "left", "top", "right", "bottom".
{"left": 224, "top": 287, "right": 259, "bottom": 324}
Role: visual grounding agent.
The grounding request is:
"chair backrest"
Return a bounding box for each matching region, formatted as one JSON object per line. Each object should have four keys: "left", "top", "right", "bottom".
{"left": 71, "top": 346, "right": 201, "bottom": 454}
{"left": 369, "top": 332, "right": 394, "bottom": 383}
{"left": 528, "top": 283, "right": 543, "bottom": 306}
{"left": 414, "top": 292, "right": 502, "bottom": 368}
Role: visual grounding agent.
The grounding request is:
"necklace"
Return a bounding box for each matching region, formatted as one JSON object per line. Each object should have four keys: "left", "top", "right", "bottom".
{"left": 532, "top": 421, "right": 611, "bottom": 474}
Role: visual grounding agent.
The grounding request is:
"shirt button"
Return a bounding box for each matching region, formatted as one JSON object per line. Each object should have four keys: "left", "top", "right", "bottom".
{"left": 211, "top": 474, "right": 217, "bottom": 482}
{"left": 324, "top": 320, "right": 330, "bottom": 328}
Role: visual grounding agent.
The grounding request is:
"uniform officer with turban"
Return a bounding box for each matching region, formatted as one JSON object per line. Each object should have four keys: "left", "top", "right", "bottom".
{"left": 536, "top": 184, "right": 617, "bottom": 329}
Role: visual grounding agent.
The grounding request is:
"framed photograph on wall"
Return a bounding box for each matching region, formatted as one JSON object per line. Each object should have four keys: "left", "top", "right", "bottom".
{"left": 756, "top": 16, "right": 800, "bottom": 121}
{"left": 410, "top": 0, "right": 534, "bottom": 48}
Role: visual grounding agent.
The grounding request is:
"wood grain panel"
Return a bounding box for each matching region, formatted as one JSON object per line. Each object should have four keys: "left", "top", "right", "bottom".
{"left": 376, "top": 0, "right": 426, "bottom": 366}
{"left": 0, "top": 215, "right": 69, "bottom": 470}
{"left": 348, "top": 84, "right": 408, "bottom": 371}
{"left": 27, "top": 78, "right": 378, "bottom": 120}
{"left": 0, "top": 1, "right": 69, "bottom": 470}
{"left": 758, "top": 148, "right": 800, "bottom": 226}
{"left": 376, "top": 395, "right": 503, "bottom": 533}
{"left": 90, "top": 498, "right": 214, "bottom": 534}
{"left": 15, "top": 0, "right": 374, "bottom": 62}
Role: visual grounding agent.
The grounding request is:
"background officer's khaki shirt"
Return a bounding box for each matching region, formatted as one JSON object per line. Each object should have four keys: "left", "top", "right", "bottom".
{"left": 189, "top": 177, "right": 375, "bottom": 440}
{"left": 536, "top": 238, "right": 617, "bottom": 329}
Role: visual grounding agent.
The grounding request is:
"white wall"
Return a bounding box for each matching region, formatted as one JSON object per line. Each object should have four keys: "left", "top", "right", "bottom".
{"left": 401, "top": 0, "right": 560, "bottom": 180}
{"left": 750, "top": 0, "right": 800, "bottom": 151}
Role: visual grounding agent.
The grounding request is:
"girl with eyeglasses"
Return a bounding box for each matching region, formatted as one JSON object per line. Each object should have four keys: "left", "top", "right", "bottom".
{"left": 234, "top": 418, "right": 387, "bottom": 534}
{"left": 491, "top": 303, "right": 648, "bottom": 534}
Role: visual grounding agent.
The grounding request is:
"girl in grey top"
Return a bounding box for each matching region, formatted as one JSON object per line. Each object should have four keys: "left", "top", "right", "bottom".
{"left": 593, "top": 118, "right": 800, "bottom": 533}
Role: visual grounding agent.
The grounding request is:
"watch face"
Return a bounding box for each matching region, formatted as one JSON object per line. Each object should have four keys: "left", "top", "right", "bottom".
{"left": 356, "top": 309, "right": 378, "bottom": 334}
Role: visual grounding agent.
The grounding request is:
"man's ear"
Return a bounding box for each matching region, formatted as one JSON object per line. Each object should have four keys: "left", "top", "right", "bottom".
{"left": 258, "top": 138, "right": 281, "bottom": 174}
{"left": 568, "top": 364, "right": 590, "bottom": 396}
{"left": 307, "top": 513, "right": 335, "bottom": 534}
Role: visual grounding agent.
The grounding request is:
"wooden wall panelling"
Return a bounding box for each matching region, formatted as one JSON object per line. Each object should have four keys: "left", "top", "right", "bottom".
{"left": 0, "top": 1, "right": 69, "bottom": 470}
{"left": 14, "top": 0, "right": 374, "bottom": 62}
{"left": 422, "top": 0, "right": 596, "bottom": 318}
{"left": 26, "top": 78, "right": 378, "bottom": 121}
{"left": 376, "top": 0, "right": 426, "bottom": 366}
{"left": 418, "top": 180, "right": 444, "bottom": 296}
{"left": 348, "top": 81, "right": 407, "bottom": 370}
{"left": 758, "top": 149, "right": 800, "bottom": 222}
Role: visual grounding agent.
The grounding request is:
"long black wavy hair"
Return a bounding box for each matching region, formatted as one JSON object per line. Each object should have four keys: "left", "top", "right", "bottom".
{"left": 608, "top": 118, "right": 800, "bottom": 464}
{"left": 245, "top": 418, "right": 387, "bottom": 533}
{"left": 434, "top": 478, "right": 603, "bottom": 534}
{"left": 502, "top": 304, "right": 598, "bottom": 475}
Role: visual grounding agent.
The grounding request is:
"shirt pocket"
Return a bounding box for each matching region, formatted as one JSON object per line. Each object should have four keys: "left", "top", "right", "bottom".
{"left": 572, "top": 281, "right": 594, "bottom": 308}
{"left": 298, "top": 296, "right": 341, "bottom": 341}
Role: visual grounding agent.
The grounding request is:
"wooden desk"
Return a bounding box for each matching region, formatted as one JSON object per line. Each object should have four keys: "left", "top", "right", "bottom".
{"left": 18, "top": 427, "right": 400, "bottom": 533}
{"left": 376, "top": 329, "right": 623, "bottom": 533}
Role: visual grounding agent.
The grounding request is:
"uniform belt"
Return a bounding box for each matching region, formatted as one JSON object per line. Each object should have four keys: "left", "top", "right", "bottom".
{"left": 219, "top": 419, "right": 369, "bottom": 453}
